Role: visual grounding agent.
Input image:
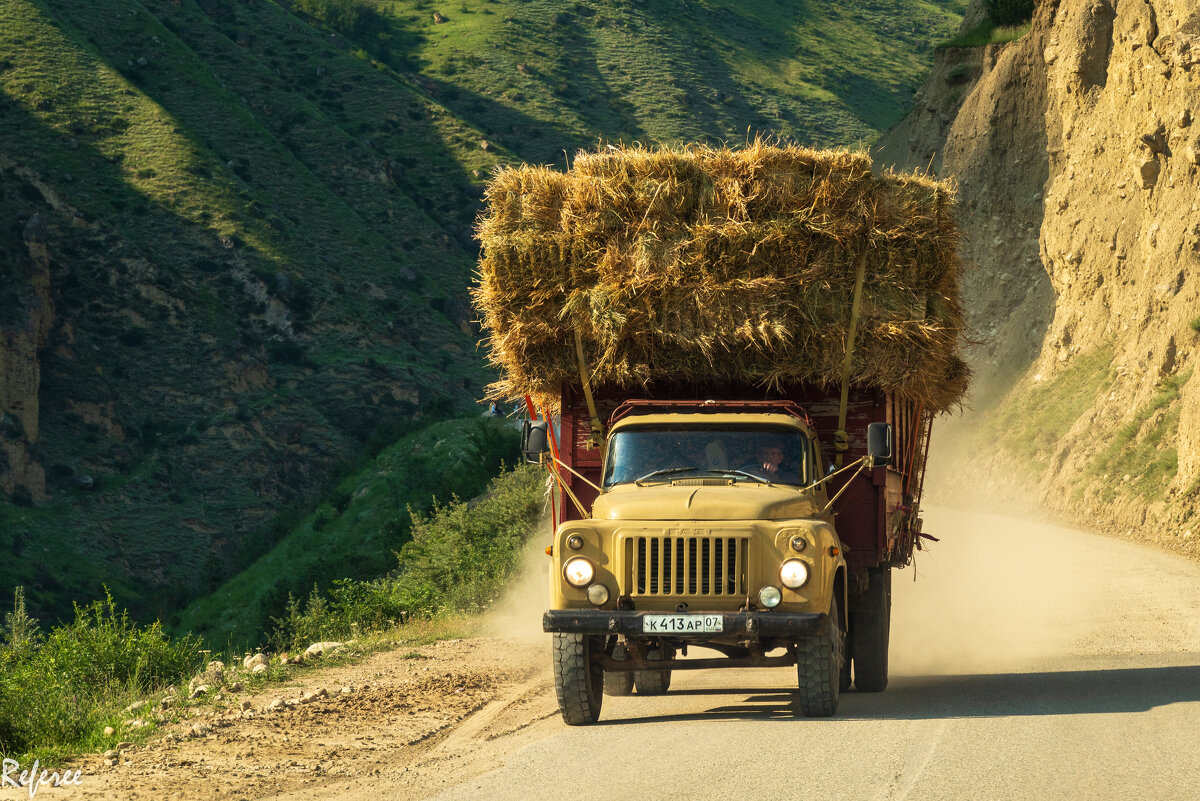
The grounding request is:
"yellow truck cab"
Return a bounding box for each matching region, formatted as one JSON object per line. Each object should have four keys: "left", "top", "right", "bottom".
{"left": 529, "top": 396, "right": 906, "bottom": 724}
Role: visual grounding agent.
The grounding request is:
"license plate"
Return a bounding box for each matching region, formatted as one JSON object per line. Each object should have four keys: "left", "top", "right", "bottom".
{"left": 642, "top": 614, "right": 724, "bottom": 634}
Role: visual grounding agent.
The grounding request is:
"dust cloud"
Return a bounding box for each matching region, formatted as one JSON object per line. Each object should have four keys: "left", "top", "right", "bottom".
{"left": 889, "top": 505, "right": 1131, "bottom": 676}
{"left": 481, "top": 513, "right": 555, "bottom": 640}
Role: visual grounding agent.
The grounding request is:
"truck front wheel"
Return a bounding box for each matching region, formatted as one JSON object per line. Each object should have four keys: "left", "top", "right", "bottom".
{"left": 795, "top": 596, "right": 844, "bottom": 717}
{"left": 552, "top": 632, "right": 604, "bottom": 724}
{"left": 850, "top": 566, "right": 891, "bottom": 692}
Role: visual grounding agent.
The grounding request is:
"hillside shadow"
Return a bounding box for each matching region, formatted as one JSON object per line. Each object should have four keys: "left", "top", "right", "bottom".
{"left": 599, "top": 663, "right": 1200, "bottom": 725}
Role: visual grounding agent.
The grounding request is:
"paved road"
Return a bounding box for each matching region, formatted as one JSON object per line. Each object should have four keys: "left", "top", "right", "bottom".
{"left": 422, "top": 508, "right": 1200, "bottom": 801}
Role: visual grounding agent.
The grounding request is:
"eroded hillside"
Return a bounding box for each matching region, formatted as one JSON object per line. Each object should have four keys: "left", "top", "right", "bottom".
{"left": 876, "top": 0, "right": 1200, "bottom": 555}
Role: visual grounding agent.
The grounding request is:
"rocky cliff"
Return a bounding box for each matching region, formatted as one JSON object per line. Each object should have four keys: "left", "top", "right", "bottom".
{"left": 876, "top": 0, "right": 1200, "bottom": 556}
{"left": 0, "top": 200, "right": 54, "bottom": 500}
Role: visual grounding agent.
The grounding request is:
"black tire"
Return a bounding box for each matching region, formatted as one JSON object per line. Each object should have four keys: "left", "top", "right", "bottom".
{"left": 552, "top": 632, "right": 604, "bottom": 725}
{"left": 634, "top": 646, "right": 672, "bottom": 695}
{"left": 604, "top": 643, "right": 635, "bottom": 696}
{"left": 850, "top": 566, "right": 891, "bottom": 692}
{"left": 796, "top": 596, "right": 844, "bottom": 717}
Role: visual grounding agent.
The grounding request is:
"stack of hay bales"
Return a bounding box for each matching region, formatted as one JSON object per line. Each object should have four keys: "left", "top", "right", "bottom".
{"left": 473, "top": 142, "right": 969, "bottom": 412}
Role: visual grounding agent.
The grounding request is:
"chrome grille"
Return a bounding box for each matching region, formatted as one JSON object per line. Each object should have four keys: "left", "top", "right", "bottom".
{"left": 629, "top": 535, "right": 748, "bottom": 596}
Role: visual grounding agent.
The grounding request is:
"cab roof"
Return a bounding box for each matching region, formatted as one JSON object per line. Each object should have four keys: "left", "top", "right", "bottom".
{"left": 607, "top": 411, "right": 814, "bottom": 437}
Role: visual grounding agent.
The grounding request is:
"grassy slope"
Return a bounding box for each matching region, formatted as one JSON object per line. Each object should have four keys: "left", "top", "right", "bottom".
{"left": 1, "top": 0, "right": 962, "bottom": 629}
{"left": 175, "top": 416, "right": 520, "bottom": 647}
{"left": 391, "top": 0, "right": 965, "bottom": 162}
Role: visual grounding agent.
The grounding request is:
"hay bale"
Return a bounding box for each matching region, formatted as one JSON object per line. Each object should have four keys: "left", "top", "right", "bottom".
{"left": 473, "top": 142, "right": 969, "bottom": 412}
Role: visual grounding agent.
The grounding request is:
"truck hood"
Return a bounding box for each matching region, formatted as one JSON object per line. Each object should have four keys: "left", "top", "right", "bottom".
{"left": 591, "top": 484, "right": 820, "bottom": 521}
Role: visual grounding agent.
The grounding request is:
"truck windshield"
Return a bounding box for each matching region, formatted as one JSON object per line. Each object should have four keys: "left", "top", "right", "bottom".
{"left": 603, "top": 425, "right": 809, "bottom": 488}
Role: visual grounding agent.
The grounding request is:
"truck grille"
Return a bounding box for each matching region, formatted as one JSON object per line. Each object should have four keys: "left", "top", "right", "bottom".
{"left": 629, "top": 535, "right": 748, "bottom": 596}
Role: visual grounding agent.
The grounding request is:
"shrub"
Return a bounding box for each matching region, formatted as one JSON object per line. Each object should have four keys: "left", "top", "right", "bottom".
{"left": 395, "top": 462, "right": 545, "bottom": 615}
{"left": 937, "top": 20, "right": 1030, "bottom": 49}
{"left": 946, "top": 63, "right": 976, "bottom": 85}
{"left": 268, "top": 463, "right": 545, "bottom": 649}
{"left": 985, "top": 0, "right": 1035, "bottom": 26}
{"left": 0, "top": 589, "right": 203, "bottom": 760}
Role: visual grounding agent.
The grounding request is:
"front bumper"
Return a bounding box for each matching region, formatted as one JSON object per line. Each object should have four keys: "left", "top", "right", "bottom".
{"left": 543, "top": 609, "right": 824, "bottom": 639}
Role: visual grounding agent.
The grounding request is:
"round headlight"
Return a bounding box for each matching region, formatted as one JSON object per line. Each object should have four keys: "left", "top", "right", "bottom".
{"left": 780, "top": 559, "right": 810, "bottom": 589}
{"left": 758, "top": 586, "right": 782, "bottom": 608}
{"left": 789, "top": 535, "right": 807, "bottom": 553}
{"left": 566, "top": 534, "right": 584, "bottom": 551}
{"left": 563, "top": 557, "right": 595, "bottom": 587}
{"left": 586, "top": 584, "right": 610, "bottom": 606}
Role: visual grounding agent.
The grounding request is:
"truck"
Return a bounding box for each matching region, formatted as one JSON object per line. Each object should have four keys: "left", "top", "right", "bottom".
{"left": 475, "top": 142, "right": 964, "bottom": 723}
{"left": 523, "top": 381, "right": 932, "bottom": 722}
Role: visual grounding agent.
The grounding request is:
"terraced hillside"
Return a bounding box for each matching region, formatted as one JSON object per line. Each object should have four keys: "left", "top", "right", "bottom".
{"left": 0, "top": 0, "right": 962, "bottom": 629}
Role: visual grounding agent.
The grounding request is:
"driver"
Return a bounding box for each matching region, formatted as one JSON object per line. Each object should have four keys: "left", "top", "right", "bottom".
{"left": 740, "top": 437, "right": 799, "bottom": 484}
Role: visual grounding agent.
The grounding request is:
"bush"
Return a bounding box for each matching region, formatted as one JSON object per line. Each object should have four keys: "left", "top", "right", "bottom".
{"left": 291, "top": 0, "right": 390, "bottom": 46}
{"left": 395, "top": 463, "right": 545, "bottom": 615}
{"left": 946, "top": 63, "right": 976, "bottom": 85}
{"left": 937, "top": 20, "right": 1030, "bottom": 49}
{"left": 268, "top": 463, "right": 545, "bottom": 649}
{"left": 0, "top": 588, "right": 203, "bottom": 760}
{"left": 985, "top": 0, "right": 1035, "bottom": 26}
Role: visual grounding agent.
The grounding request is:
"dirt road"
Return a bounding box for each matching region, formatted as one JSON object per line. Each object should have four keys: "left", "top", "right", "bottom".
{"left": 15, "top": 507, "right": 1200, "bottom": 800}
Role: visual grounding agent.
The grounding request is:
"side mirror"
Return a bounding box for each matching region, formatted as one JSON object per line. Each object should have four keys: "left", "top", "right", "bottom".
{"left": 521, "top": 420, "right": 551, "bottom": 464}
{"left": 866, "top": 422, "right": 892, "bottom": 468}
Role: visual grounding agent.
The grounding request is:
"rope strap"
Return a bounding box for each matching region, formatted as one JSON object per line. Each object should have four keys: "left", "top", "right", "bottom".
{"left": 573, "top": 329, "right": 604, "bottom": 449}
{"left": 834, "top": 244, "right": 870, "bottom": 468}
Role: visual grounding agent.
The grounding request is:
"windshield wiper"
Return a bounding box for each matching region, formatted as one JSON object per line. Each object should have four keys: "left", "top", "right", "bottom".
{"left": 707, "top": 469, "right": 772, "bottom": 485}
{"left": 634, "top": 466, "right": 701, "bottom": 485}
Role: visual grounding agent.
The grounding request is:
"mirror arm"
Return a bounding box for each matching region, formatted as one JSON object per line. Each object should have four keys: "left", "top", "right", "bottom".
{"left": 820, "top": 459, "right": 868, "bottom": 516}
{"left": 549, "top": 455, "right": 603, "bottom": 494}
{"left": 806, "top": 455, "right": 865, "bottom": 493}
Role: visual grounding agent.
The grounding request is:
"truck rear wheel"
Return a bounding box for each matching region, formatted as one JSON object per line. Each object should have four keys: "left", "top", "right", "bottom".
{"left": 552, "top": 632, "right": 604, "bottom": 725}
{"left": 634, "top": 646, "right": 672, "bottom": 695}
{"left": 796, "top": 596, "right": 843, "bottom": 717}
{"left": 604, "top": 642, "right": 635, "bottom": 696}
{"left": 850, "top": 566, "right": 891, "bottom": 692}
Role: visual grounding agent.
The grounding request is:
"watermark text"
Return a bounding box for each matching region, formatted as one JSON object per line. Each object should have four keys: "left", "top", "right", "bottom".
{"left": 1, "top": 759, "right": 83, "bottom": 798}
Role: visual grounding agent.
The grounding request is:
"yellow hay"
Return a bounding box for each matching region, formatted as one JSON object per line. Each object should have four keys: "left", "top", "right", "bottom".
{"left": 473, "top": 142, "right": 969, "bottom": 412}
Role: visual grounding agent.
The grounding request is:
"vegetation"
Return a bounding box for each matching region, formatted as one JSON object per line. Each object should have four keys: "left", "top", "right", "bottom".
{"left": 0, "top": 0, "right": 499, "bottom": 627}
{"left": 983, "top": 348, "right": 1114, "bottom": 470}
{"left": 938, "top": 20, "right": 1031, "bottom": 49}
{"left": 0, "top": 588, "right": 204, "bottom": 763}
{"left": 270, "top": 462, "right": 544, "bottom": 651}
{"left": 1087, "top": 370, "right": 1191, "bottom": 501}
{"left": 361, "top": 0, "right": 965, "bottom": 158}
{"left": 946, "top": 63, "right": 977, "bottom": 85}
{"left": 984, "top": 0, "right": 1036, "bottom": 27}
{"left": 1, "top": 455, "right": 545, "bottom": 763}
{"left": 174, "top": 416, "right": 524, "bottom": 647}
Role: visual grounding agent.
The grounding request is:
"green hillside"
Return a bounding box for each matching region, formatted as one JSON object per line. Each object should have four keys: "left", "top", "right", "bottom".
{"left": 0, "top": 0, "right": 962, "bottom": 630}
{"left": 174, "top": 416, "right": 519, "bottom": 646}
{"left": 388, "top": 0, "right": 966, "bottom": 159}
